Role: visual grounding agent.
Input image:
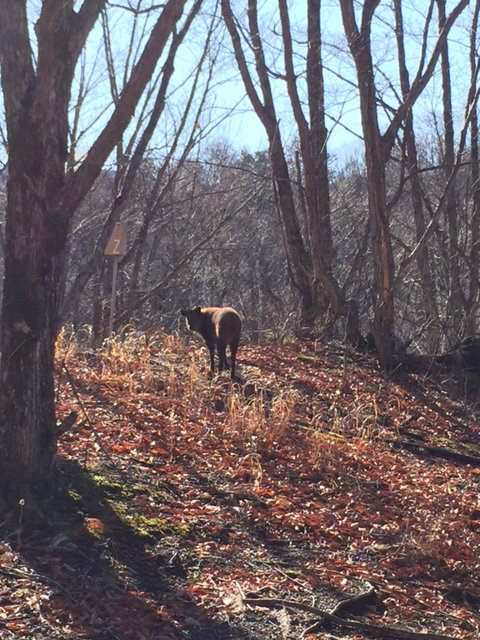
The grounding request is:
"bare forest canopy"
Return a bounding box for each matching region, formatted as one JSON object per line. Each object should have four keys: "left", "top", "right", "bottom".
{"left": 0, "top": 0, "right": 479, "bottom": 357}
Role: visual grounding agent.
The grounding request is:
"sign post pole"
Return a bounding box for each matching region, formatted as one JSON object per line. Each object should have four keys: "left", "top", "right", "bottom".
{"left": 108, "top": 255, "right": 120, "bottom": 341}
{"left": 104, "top": 222, "right": 127, "bottom": 345}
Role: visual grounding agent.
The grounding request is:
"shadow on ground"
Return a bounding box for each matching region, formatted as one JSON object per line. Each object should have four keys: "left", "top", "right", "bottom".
{"left": 0, "top": 457, "right": 262, "bottom": 640}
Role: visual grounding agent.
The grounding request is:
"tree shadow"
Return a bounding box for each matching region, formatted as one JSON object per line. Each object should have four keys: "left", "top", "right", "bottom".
{"left": 390, "top": 364, "right": 480, "bottom": 449}
{"left": 2, "top": 456, "right": 260, "bottom": 639}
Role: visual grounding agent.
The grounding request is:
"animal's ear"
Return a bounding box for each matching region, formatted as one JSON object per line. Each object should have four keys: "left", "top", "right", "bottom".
{"left": 195, "top": 306, "right": 201, "bottom": 313}
{"left": 180, "top": 309, "right": 187, "bottom": 316}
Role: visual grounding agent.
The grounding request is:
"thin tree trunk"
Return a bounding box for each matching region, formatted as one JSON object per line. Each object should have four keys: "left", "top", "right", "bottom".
{"left": 61, "top": 0, "right": 202, "bottom": 321}
{"left": 279, "top": 0, "right": 360, "bottom": 342}
{"left": 340, "top": 0, "right": 395, "bottom": 365}
{"left": 339, "top": 0, "right": 466, "bottom": 364}
{"left": 466, "top": 0, "right": 480, "bottom": 335}
{"left": 394, "top": 0, "right": 439, "bottom": 351}
{"left": 223, "top": 0, "right": 360, "bottom": 336}
{"left": 222, "top": 0, "right": 315, "bottom": 328}
{"left": 436, "top": 0, "right": 464, "bottom": 338}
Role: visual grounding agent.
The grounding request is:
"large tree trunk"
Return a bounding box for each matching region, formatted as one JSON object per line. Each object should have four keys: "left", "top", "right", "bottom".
{"left": 0, "top": 0, "right": 188, "bottom": 503}
{"left": 0, "top": 191, "right": 66, "bottom": 499}
{"left": 0, "top": 1, "right": 86, "bottom": 501}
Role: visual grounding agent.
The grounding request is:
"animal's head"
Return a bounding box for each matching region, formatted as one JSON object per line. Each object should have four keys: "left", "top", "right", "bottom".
{"left": 180, "top": 307, "right": 202, "bottom": 332}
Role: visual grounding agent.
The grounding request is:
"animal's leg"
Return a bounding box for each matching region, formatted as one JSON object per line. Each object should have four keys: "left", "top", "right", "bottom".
{"left": 230, "top": 339, "right": 239, "bottom": 379}
{"left": 207, "top": 343, "right": 215, "bottom": 373}
{"left": 218, "top": 343, "right": 227, "bottom": 372}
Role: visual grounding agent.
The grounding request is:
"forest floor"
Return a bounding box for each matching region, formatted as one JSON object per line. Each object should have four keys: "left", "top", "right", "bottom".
{"left": 1, "top": 329, "right": 480, "bottom": 639}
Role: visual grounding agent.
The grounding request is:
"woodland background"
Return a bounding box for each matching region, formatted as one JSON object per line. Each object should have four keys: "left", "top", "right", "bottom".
{"left": 1, "top": 0, "right": 478, "bottom": 356}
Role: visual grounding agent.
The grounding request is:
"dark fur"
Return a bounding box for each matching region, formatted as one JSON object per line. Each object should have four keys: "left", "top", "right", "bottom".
{"left": 180, "top": 306, "right": 241, "bottom": 378}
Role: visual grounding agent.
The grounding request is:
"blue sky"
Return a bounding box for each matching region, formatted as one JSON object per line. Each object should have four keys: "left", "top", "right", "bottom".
{"left": 191, "top": 0, "right": 474, "bottom": 165}
{"left": 0, "top": 0, "right": 475, "bottom": 171}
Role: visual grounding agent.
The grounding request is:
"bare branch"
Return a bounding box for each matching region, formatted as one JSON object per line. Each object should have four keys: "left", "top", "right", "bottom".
{"left": 53, "top": 0, "right": 189, "bottom": 223}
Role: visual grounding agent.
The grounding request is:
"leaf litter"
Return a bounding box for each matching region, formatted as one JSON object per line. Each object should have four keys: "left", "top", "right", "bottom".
{"left": 0, "top": 329, "right": 479, "bottom": 638}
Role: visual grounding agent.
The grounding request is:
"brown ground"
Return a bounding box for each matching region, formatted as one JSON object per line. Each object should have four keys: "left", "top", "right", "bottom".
{"left": 1, "top": 331, "right": 479, "bottom": 639}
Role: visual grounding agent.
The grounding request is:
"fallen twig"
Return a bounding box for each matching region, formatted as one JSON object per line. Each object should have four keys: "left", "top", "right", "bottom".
{"left": 388, "top": 438, "right": 480, "bottom": 466}
{"left": 329, "top": 581, "right": 377, "bottom": 617}
{"left": 243, "top": 594, "right": 460, "bottom": 640}
{"left": 56, "top": 410, "right": 78, "bottom": 434}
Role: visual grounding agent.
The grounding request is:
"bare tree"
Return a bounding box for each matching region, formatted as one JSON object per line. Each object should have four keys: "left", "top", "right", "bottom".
{"left": 436, "top": 0, "right": 463, "bottom": 337}
{"left": 221, "top": 0, "right": 360, "bottom": 340}
{"left": 392, "top": 3, "right": 480, "bottom": 351}
{"left": 393, "top": 0, "right": 439, "bottom": 351}
{"left": 466, "top": 0, "right": 480, "bottom": 335}
{"left": 61, "top": 0, "right": 207, "bottom": 330}
{"left": 0, "top": 0, "right": 191, "bottom": 504}
{"left": 339, "top": 0, "right": 467, "bottom": 364}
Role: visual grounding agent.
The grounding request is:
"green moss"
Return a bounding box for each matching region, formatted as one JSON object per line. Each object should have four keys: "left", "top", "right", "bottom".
{"left": 298, "top": 355, "right": 323, "bottom": 365}
{"left": 437, "top": 437, "right": 480, "bottom": 456}
{"left": 106, "top": 501, "right": 192, "bottom": 538}
{"left": 62, "top": 466, "right": 194, "bottom": 544}
{"left": 90, "top": 474, "right": 134, "bottom": 498}
{"left": 68, "top": 489, "right": 83, "bottom": 503}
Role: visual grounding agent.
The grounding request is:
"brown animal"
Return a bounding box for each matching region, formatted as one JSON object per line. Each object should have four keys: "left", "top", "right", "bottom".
{"left": 180, "top": 306, "right": 241, "bottom": 378}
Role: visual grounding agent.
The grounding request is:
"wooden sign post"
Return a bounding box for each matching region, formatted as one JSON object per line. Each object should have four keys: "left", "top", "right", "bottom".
{"left": 104, "top": 222, "right": 127, "bottom": 341}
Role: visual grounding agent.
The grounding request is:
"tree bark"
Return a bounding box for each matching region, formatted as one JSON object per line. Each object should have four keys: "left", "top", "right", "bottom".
{"left": 339, "top": 0, "right": 467, "bottom": 364}
{"left": 436, "top": 0, "right": 464, "bottom": 339}
{"left": 222, "top": 0, "right": 315, "bottom": 328}
{"left": 279, "top": 0, "right": 360, "bottom": 342}
{"left": 0, "top": 0, "right": 188, "bottom": 503}
{"left": 223, "top": 0, "right": 360, "bottom": 337}
{"left": 466, "top": 0, "right": 480, "bottom": 335}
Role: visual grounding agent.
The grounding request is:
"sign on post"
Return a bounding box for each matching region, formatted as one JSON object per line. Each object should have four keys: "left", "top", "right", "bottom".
{"left": 104, "top": 222, "right": 127, "bottom": 256}
{"left": 104, "top": 223, "right": 127, "bottom": 342}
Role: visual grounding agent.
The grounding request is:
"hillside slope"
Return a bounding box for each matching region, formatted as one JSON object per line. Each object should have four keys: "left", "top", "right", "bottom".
{"left": 1, "top": 331, "right": 479, "bottom": 639}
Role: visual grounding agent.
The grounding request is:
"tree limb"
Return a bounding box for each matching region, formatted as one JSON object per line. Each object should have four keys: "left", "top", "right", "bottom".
{"left": 53, "top": 0, "right": 188, "bottom": 224}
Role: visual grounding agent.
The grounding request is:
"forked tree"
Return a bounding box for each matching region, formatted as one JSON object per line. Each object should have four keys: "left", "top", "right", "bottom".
{"left": 222, "top": 0, "right": 360, "bottom": 341}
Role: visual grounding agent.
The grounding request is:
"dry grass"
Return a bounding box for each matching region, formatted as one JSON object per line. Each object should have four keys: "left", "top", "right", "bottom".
{"left": 55, "top": 328, "right": 396, "bottom": 473}
{"left": 57, "top": 329, "right": 305, "bottom": 455}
